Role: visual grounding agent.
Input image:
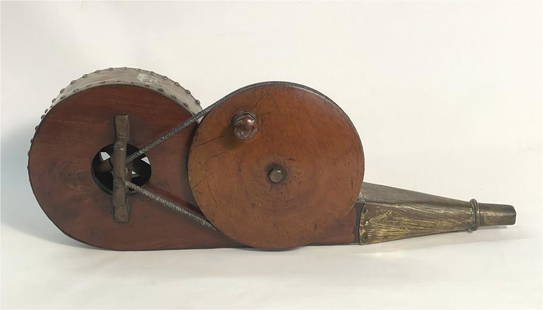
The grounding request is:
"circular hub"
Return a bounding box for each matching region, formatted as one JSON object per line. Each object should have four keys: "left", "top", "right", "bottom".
{"left": 91, "top": 144, "right": 152, "bottom": 194}
{"left": 188, "top": 82, "right": 364, "bottom": 249}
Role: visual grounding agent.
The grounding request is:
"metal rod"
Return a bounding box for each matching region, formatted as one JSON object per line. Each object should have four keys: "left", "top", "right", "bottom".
{"left": 125, "top": 181, "right": 217, "bottom": 231}
{"left": 126, "top": 103, "right": 219, "bottom": 163}
{"left": 112, "top": 115, "right": 130, "bottom": 222}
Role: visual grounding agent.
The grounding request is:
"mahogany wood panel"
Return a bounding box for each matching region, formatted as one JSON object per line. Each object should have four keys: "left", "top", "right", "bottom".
{"left": 28, "top": 85, "right": 237, "bottom": 250}
{"left": 188, "top": 82, "right": 364, "bottom": 249}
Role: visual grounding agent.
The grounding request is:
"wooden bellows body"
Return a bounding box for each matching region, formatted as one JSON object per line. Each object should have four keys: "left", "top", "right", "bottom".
{"left": 28, "top": 68, "right": 516, "bottom": 250}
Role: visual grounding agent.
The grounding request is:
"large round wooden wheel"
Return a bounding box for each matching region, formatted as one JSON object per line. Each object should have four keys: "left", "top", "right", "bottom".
{"left": 28, "top": 68, "right": 232, "bottom": 250}
{"left": 188, "top": 82, "right": 364, "bottom": 249}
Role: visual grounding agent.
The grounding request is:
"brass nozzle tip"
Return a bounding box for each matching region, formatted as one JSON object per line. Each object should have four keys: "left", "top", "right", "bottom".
{"left": 479, "top": 203, "right": 516, "bottom": 226}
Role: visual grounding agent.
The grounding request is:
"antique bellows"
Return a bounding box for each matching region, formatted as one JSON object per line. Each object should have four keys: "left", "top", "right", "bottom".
{"left": 28, "top": 68, "right": 516, "bottom": 250}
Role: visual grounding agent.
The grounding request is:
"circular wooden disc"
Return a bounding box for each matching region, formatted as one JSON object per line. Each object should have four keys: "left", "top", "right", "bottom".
{"left": 188, "top": 82, "right": 364, "bottom": 249}
{"left": 28, "top": 81, "right": 223, "bottom": 250}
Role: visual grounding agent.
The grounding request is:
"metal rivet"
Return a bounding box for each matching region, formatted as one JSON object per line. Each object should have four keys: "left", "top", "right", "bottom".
{"left": 268, "top": 166, "right": 286, "bottom": 184}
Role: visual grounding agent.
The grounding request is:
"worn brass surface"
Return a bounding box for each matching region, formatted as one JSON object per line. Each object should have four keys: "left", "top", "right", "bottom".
{"left": 358, "top": 183, "right": 516, "bottom": 244}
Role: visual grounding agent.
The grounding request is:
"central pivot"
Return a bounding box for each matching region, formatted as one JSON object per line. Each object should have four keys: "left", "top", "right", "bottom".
{"left": 268, "top": 165, "right": 286, "bottom": 184}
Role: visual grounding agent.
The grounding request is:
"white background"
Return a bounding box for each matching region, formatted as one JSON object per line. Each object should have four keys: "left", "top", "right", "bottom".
{"left": 1, "top": 1, "right": 541, "bottom": 309}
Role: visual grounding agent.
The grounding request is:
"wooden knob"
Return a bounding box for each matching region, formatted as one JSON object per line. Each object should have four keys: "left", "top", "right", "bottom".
{"left": 231, "top": 111, "right": 257, "bottom": 140}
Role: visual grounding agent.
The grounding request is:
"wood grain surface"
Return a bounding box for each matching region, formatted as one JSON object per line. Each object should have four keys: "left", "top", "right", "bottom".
{"left": 188, "top": 82, "right": 364, "bottom": 249}
{"left": 28, "top": 85, "right": 237, "bottom": 250}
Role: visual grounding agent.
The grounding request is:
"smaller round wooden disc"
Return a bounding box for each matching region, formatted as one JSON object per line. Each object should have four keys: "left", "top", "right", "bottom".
{"left": 188, "top": 82, "right": 364, "bottom": 249}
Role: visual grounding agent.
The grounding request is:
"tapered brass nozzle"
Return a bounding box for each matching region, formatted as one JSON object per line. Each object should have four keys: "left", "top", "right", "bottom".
{"left": 358, "top": 183, "right": 517, "bottom": 244}
{"left": 479, "top": 203, "right": 516, "bottom": 227}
